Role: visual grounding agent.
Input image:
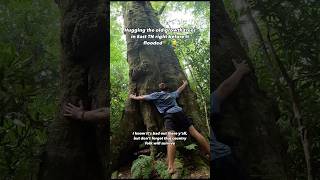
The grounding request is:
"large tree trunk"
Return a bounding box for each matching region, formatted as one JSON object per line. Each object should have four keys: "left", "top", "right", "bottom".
{"left": 110, "top": 1, "right": 209, "bottom": 170}
{"left": 231, "top": 0, "right": 259, "bottom": 46}
{"left": 38, "top": 1, "right": 108, "bottom": 180}
{"left": 212, "top": 0, "right": 289, "bottom": 179}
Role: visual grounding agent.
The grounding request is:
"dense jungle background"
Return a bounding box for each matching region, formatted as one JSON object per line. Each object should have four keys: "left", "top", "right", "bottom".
{"left": 0, "top": 0, "right": 319, "bottom": 179}
{"left": 223, "top": 0, "right": 320, "bottom": 179}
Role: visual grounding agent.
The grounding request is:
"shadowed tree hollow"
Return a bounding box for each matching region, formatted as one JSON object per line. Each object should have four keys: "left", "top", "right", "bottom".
{"left": 38, "top": 0, "right": 108, "bottom": 180}
{"left": 110, "top": 1, "right": 209, "bottom": 171}
{"left": 212, "top": 0, "right": 289, "bottom": 179}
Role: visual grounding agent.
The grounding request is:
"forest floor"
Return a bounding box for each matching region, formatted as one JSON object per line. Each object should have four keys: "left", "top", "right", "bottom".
{"left": 114, "top": 163, "right": 209, "bottom": 179}
{"left": 113, "top": 151, "right": 210, "bottom": 179}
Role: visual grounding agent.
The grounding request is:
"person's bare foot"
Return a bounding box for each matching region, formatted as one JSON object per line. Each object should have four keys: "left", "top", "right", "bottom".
{"left": 168, "top": 167, "right": 176, "bottom": 174}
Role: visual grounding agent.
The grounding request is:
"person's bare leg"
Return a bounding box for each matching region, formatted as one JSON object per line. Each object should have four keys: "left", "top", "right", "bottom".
{"left": 167, "top": 130, "right": 176, "bottom": 174}
{"left": 188, "top": 125, "right": 210, "bottom": 155}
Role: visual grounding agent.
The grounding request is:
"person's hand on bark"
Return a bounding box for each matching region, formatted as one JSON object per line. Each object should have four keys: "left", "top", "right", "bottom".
{"left": 232, "top": 59, "right": 251, "bottom": 75}
{"left": 64, "top": 100, "right": 84, "bottom": 120}
{"left": 182, "top": 80, "right": 188, "bottom": 85}
{"left": 129, "top": 94, "right": 136, "bottom": 99}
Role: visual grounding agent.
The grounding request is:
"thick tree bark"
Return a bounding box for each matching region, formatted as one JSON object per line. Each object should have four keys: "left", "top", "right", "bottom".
{"left": 231, "top": 0, "right": 284, "bottom": 89}
{"left": 38, "top": 1, "right": 108, "bottom": 180}
{"left": 212, "top": 0, "right": 288, "bottom": 179}
{"left": 231, "top": 0, "right": 259, "bottom": 46}
{"left": 110, "top": 1, "right": 209, "bottom": 171}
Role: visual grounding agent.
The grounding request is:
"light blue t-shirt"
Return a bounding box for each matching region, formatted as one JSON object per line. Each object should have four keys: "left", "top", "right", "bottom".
{"left": 211, "top": 91, "right": 232, "bottom": 160}
{"left": 144, "top": 91, "right": 182, "bottom": 114}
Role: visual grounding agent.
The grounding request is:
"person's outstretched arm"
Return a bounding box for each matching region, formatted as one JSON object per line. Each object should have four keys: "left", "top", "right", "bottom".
{"left": 63, "top": 101, "right": 108, "bottom": 122}
{"left": 215, "top": 60, "right": 250, "bottom": 101}
{"left": 129, "top": 94, "right": 149, "bottom": 100}
{"left": 176, "top": 80, "right": 188, "bottom": 94}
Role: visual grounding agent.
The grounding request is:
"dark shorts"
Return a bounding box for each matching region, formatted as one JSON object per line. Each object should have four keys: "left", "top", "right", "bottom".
{"left": 163, "top": 111, "right": 193, "bottom": 132}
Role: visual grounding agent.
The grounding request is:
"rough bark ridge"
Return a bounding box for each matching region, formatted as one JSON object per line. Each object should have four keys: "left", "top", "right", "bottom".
{"left": 110, "top": 1, "right": 209, "bottom": 170}
{"left": 212, "top": 0, "right": 288, "bottom": 179}
{"left": 38, "top": 0, "right": 108, "bottom": 180}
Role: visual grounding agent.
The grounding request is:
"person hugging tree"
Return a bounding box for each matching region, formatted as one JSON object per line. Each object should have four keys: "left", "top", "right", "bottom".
{"left": 129, "top": 80, "right": 210, "bottom": 174}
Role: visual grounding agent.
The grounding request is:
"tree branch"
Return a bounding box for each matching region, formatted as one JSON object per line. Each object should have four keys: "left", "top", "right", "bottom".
{"left": 157, "top": 2, "right": 168, "bottom": 16}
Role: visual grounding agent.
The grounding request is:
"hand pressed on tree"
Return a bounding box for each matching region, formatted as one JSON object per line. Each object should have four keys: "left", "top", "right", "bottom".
{"left": 176, "top": 80, "right": 189, "bottom": 94}
{"left": 64, "top": 101, "right": 84, "bottom": 120}
{"left": 232, "top": 59, "right": 251, "bottom": 75}
{"left": 215, "top": 59, "right": 251, "bottom": 101}
{"left": 64, "top": 101, "right": 109, "bottom": 122}
{"left": 182, "top": 80, "right": 188, "bottom": 85}
{"left": 129, "top": 94, "right": 136, "bottom": 99}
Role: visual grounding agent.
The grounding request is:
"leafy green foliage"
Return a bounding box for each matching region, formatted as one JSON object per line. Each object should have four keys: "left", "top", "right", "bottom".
{"left": 251, "top": 1, "right": 320, "bottom": 178}
{"left": 131, "top": 155, "right": 153, "bottom": 179}
{"left": 110, "top": 2, "right": 129, "bottom": 133}
{"left": 174, "top": 157, "right": 188, "bottom": 178}
{"left": 175, "top": 28, "right": 210, "bottom": 122}
{"left": 0, "top": 0, "right": 60, "bottom": 178}
{"left": 225, "top": 0, "right": 320, "bottom": 178}
{"left": 155, "top": 160, "right": 171, "bottom": 179}
{"left": 162, "top": 1, "right": 210, "bottom": 125}
{"left": 184, "top": 143, "right": 198, "bottom": 151}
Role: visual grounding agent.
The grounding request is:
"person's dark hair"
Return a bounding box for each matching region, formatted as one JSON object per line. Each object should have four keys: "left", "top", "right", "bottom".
{"left": 159, "top": 82, "right": 169, "bottom": 91}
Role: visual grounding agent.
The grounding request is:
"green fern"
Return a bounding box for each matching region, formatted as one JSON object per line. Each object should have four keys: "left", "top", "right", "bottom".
{"left": 131, "top": 155, "right": 153, "bottom": 179}
{"left": 184, "top": 143, "right": 198, "bottom": 151}
{"left": 155, "top": 160, "right": 171, "bottom": 179}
